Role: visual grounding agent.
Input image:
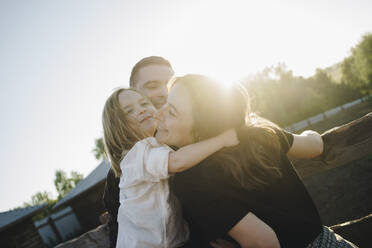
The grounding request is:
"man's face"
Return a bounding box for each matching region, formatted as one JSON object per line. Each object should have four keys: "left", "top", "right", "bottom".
{"left": 134, "top": 64, "right": 174, "bottom": 109}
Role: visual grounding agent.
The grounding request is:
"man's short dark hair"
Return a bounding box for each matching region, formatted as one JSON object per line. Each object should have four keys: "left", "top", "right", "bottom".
{"left": 129, "top": 56, "right": 173, "bottom": 87}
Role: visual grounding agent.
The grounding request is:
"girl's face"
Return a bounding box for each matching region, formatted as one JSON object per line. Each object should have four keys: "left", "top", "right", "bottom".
{"left": 155, "top": 83, "right": 194, "bottom": 147}
{"left": 118, "top": 90, "right": 157, "bottom": 137}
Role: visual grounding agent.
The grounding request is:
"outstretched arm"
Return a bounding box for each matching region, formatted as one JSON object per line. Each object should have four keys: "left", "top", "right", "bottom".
{"left": 168, "top": 128, "right": 239, "bottom": 173}
{"left": 287, "top": 130, "right": 324, "bottom": 159}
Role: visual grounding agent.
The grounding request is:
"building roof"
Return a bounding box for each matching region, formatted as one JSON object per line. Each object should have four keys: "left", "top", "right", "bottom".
{"left": 53, "top": 159, "right": 111, "bottom": 209}
{"left": 0, "top": 204, "right": 47, "bottom": 232}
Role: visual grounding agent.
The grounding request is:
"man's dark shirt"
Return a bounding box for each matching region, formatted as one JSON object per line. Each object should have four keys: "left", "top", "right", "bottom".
{"left": 103, "top": 168, "right": 120, "bottom": 248}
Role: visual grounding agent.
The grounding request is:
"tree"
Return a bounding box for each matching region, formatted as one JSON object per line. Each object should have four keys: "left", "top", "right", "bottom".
{"left": 341, "top": 33, "right": 372, "bottom": 92}
{"left": 353, "top": 33, "right": 372, "bottom": 89}
{"left": 341, "top": 56, "right": 363, "bottom": 87}
{"left": 23, "top": 191, "right": 55, "bottom": 207}
{"left": 242, "top": 62, "right": 361, "bottom": 127}
{"left": 20, "top": 170, "right": 83, "bottom": 220}
{"left": 22, "top": 191, "right": 57, "bottom": 220}
{"left": 54, "top": 170, "right": 83, "bottom": 200}
{"left": 92, "top": 137, "right": 106, "bottom": 160}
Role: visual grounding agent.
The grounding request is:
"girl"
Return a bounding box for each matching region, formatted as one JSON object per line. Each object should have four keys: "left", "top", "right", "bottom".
{"left": 102, "top": 88, "right": 239, "bottom": 248}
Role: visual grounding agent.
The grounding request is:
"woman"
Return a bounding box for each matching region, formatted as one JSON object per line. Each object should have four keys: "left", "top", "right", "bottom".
{"left": 155, "top": 74, "right": 357, "bottom": 247}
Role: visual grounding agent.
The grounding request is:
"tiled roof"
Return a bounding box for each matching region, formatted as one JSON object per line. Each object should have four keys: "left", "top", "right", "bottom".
{"left": 0, "top": 204, "right": 47, "bottom": 232}
{"left": 53, "top": 159, "right": 110, "bottom": 209}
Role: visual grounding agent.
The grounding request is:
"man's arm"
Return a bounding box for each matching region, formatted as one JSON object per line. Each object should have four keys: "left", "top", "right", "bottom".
{"left": 287, "top": 130, "right": 324, "bottom": 159}
{"left": 168, "top": 128, "right": 239, "bottom": 173}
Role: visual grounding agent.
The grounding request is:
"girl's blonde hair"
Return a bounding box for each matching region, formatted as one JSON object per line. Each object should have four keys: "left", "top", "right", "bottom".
{"left": 102, "top": 88, "right": 148, "bottom": 177}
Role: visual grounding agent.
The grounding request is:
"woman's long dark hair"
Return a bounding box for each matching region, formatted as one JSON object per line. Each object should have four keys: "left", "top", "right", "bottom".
{"left": 170, "top": 75, "right": 290, "bottom": 190}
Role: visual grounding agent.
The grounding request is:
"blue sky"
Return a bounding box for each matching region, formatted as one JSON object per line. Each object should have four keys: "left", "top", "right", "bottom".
{"left": 0, "top": 0, "right": 371, "bottom": 211}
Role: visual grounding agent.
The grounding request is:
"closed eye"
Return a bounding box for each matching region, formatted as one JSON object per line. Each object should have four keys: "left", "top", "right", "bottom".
{"left": 168, "top": 104, "right": 178, "bottom": 117}
{"left": 145, "top": 81, "right": 159, "bottom": 89}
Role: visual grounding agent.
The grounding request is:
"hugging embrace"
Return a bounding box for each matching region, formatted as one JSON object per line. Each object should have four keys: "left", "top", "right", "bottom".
{"left": 102, "top": 57, "right": 358, "bottom": 248}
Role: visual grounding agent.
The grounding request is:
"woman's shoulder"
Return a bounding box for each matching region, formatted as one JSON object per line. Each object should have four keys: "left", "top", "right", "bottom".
{"left": 237, "top": 124, "right": 294, "bottom": 153}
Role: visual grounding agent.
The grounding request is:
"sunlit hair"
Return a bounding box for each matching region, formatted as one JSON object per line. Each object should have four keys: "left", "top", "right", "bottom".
{"left": 130, "top": 56, "right": 174, "bottom": 87}
{"left": 170, "top": 75, "right": 290, "bottom": 190}
{"left": 102, "top": 88, "right": 149, "bottom": 177}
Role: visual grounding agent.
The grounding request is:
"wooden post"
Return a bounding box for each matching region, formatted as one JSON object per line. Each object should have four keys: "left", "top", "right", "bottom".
{"left": 48, "top": 217, "right": 63, "bottom": 243}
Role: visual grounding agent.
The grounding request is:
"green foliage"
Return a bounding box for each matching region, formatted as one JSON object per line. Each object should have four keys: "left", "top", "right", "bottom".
{"left": 21, "top": 170, "right": 83, "bottom": 220}
{"left": 54, "top": 170, "right": 83, "bottom": 200}
{"left": 243, "top": 64, "right": 362, "bottom": 126}
{"left": 23, "top": 191, "right": 55, "bottom": 207}
{"left": 341, "top": 33, "right": 372, "bottom": 92}
{"left": 23, "top": 191, "right": 57, "bottom": 221}
{"left": 92, "top": 137, "right": 106, "bottom": 160}
{"left": 323, "top": 63, "right": 343, "bottom": 83}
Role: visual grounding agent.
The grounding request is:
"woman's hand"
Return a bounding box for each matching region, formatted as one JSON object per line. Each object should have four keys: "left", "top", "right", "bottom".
{"left": 210, "top": 239, "right": 237, "bottom": 248}
{"left": 219, "top": 128, "right": 240, "bottom": 148}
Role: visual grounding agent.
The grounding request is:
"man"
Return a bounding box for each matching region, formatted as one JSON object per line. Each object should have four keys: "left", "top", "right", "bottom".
{"left": 103, "top": 56, "right": 174, "bottom": 248}
{"left": 129, "top": 56, "right": 174, "bottom": 109}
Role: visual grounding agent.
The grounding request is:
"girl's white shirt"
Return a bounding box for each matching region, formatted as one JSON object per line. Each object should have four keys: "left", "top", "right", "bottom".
{"left": 116, "top": 137, "right": 189, "bottom": 248}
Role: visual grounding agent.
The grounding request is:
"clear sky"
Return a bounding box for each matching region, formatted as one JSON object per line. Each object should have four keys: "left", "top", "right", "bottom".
{"left": 0, "top": 0, "right": 371, "bottom": 212}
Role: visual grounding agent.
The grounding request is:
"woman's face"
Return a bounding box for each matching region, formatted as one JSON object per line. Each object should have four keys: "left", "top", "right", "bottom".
{"left": 155, "top": 83, "right": 194, "bottom": 147}
{"left": 118, "top": 90, "right": 157, "bottom": 137}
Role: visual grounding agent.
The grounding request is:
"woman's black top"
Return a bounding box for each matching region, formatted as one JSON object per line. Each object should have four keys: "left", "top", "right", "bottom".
{"left": 172, "top": 129, "right": 323, "bottom": 247}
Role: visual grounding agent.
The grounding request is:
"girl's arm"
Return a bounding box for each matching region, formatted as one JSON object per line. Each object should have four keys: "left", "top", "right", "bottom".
{"left": 287, "top": 130, "right": 324, "bottom": 159}
{"left": 168, "top": 128, "right": 239, "bottom": 173}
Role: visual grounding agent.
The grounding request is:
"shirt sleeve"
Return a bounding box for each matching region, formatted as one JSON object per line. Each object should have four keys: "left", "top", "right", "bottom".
{"left": 275, "top": 128, "right": 294, "bottom": 154}
{"left": 120, "top": 140, "right": 172, "bottom": 187}
{"left": 143, "top": 145, "right": 172, "bottom": 180}
{"left": 237, "top": 126, "right": 294, "bottom": 154}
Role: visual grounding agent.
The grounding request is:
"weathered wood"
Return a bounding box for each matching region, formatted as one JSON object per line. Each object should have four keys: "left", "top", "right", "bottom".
{"left": 294, "top": 112, "right": 372, "bottom": 179}
{"left": 54, "top": 223, "right": 109, "bottom": 248}
{"left": 0, "top": 221, "right": 46, "bottom": 248}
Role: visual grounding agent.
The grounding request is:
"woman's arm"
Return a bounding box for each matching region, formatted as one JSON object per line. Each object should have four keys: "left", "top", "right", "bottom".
{"left": 228, "top": 213, "right": 280, "bottom": 248}
{"left": 286, "top": 130, "right": 324, "bottom": 159}
{"left": 168, "top": 128, "right": 239, "bottom": 173}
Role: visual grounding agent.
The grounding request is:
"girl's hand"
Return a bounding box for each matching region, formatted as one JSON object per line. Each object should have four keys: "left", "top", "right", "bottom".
{"left": 210, "top": 239, "right": 237, "bottom": 248}
{"left": 219, "top": 128, "right": 239, "bottom": 148}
